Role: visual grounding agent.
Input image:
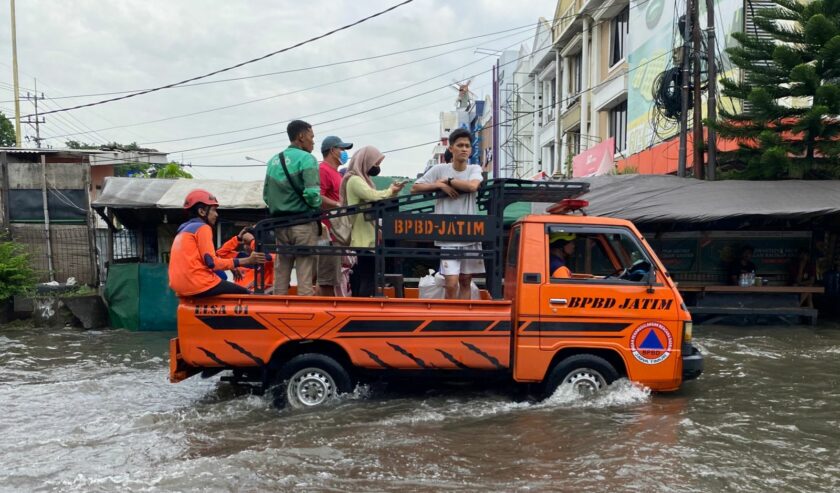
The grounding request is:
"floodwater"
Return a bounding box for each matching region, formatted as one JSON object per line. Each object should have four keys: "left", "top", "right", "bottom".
{"left": 1, "top": 322, "right": 839, "bottom": 493}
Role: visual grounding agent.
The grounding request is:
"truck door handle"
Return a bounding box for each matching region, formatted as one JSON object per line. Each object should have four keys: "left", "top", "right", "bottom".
{"left": 549, "top": 298, "right": 568, "bottom": 305}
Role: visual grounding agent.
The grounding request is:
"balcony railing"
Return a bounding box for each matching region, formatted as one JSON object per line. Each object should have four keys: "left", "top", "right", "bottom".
{"left": 553, "top": 0, "right": 584, "bottom": 42}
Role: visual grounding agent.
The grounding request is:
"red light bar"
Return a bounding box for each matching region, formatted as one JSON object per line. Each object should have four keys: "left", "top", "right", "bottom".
{"left": 547, "top": 199, "right": 589, "bottom": 214}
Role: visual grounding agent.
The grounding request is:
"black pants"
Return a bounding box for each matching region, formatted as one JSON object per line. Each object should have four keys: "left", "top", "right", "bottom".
{"left": 194, "top": 280, "right": 250, "bottom": 298}
{"left": 350, "top": 256, "right": 376, "bottom": 297}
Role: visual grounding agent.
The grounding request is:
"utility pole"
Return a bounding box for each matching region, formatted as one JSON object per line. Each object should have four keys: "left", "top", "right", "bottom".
{"left": 692, "top": 0, "right": 704, "bottom": 179}
{"left": 677, "top": 0, "right": 693, "bottom": 177}
{"left": 706, "top": 0, "right": 717, "bottom": 181}
{"left": 24, "top": 79, "right": 46, "bottom": 148}
{"left": 9, "top": 0, "right": 22, "bottom": 146}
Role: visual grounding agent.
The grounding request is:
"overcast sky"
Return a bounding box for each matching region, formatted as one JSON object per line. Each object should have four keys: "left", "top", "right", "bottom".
{"left": 0, "top": 0, "right": 555, "bottom": 180}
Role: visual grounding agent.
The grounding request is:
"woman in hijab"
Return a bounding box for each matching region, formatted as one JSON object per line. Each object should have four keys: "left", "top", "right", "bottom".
{"left": 340, "top": 146, "right": 405, "bottom": 297}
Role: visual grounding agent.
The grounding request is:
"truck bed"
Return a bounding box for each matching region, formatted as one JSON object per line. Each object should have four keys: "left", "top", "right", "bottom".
{"left": 172, "top": 294, "right": 513, "bottom": 381}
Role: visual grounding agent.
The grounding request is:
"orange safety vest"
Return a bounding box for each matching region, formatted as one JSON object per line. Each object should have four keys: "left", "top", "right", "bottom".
{"left": 168, "top": 218, "right": 238, "bottom": 296}
{"left": 217, "top": 236, "right": 274, "bottom": 290}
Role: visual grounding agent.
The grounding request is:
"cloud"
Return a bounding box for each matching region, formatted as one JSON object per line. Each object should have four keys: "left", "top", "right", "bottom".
{"left": 0, "top": 0, "right": 555, "bottom": 180}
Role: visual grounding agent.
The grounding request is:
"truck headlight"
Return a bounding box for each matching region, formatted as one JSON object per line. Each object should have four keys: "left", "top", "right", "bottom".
{"left": 683, "top": 321, "right": 693, "bottom": 343}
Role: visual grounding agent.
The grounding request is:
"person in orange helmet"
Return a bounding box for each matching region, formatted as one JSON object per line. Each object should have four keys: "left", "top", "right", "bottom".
{"left": 169, "top": 189, "right": 265, "bottom": 297}
{"left": 217, "top": 226, "right": 275, "bottom": 292}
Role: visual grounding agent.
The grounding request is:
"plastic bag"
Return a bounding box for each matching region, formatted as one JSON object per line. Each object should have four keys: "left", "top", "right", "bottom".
{"left": 418, "top": 270, "right": 446, "bottom": 299}
{"left": 418, "top": 269, "right": 481, "bottom": 299}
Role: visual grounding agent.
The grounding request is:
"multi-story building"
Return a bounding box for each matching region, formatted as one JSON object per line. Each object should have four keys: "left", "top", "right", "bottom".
{"left": 550, "top": 0, "right": 630, "bottom": 177}
{"left": 533, "top": 0, "right": 744, "bottom": 177}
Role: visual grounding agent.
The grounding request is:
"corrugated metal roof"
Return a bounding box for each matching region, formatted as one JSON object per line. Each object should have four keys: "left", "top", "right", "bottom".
{"left": 92, "top": 176, "right": 265, "bottom": 210}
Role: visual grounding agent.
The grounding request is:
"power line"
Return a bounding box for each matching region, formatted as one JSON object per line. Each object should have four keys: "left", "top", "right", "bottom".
{"left": 177, "top": 84, "right": 478, "bottom": 160}
{"left": 187, "top": 138, "right": 441, "bottom": 168}
{"left": 48, "top": 26, "right": 535, "bottom": 141}
{"left": 184, "top": 115, "right": 444, "bottom": 161}
{"left": 39, "top": 4, "right": 661, "bottom": 167}
{"left": 126, "top": 50, "right": 670, "bottom": 166}
{"left": 30, "top": 0, "right": 650, "bottom": 128}
{"left": 42, "top": 52, "right": 670, "bottom": 170}
{"left": 26, "top": 0, "right": 416, "bottom": 118}
{"left": 0, "top": 23, "right": 536, "bottom": 103}
{"left": 187, "top": 52, "right": 670, "bottom": 168}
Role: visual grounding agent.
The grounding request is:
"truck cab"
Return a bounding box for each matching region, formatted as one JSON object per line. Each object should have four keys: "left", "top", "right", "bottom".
{"left": 507, "top": 207, "right": 701, "bottom": 393}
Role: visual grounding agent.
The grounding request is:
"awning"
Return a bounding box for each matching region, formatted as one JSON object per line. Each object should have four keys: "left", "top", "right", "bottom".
{"left": 92, "top": 177, "right": 267, "bottom": 228}
{"left": 535, "top": 175, "right": 840, "bottom": 225}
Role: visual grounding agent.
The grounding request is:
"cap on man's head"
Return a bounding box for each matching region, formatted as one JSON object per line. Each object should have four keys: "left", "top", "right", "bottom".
{"left": 321, "top": 136, "right": 354, "bottom": 154}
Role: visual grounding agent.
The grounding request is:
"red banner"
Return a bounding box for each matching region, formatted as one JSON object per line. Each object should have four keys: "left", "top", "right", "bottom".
{"left": 573, "top": 138, "right": 615, "bottom": 177}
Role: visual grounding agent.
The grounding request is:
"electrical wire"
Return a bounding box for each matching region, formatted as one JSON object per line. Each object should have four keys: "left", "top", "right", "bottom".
{"left": 79, "top": 50, "right": 671, "bottom": 168}
{"left": 187, "top": 52, "right": 670, "bottom": 168}
{"left": 178, "top": 82, "right": 476, "bottom": 160}
{"left": 50, "top": 26, "right": 538, "bottom": 140}
{"left": 29, "top": 0, "right": 652, "bottom": 125}
{"left": 26, "top": 0, "right": 416, "bottom": 118}
{"left": 0, "top": 24, "right": 537, "bottom": 104}
{"left": 33, "top": 3, "right": 662, "bottom": 166}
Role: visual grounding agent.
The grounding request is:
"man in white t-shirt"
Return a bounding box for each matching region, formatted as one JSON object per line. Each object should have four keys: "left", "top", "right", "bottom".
{"left": 412, "top": 128, "right": 485, "bottom": 299}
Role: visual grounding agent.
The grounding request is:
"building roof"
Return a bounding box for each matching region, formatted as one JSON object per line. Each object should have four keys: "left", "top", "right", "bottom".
{"left": 92, "top": 177, "right": 265, "bottom": 227}
{"left": 0, "top": 147, "right": 168, "bottom": 165}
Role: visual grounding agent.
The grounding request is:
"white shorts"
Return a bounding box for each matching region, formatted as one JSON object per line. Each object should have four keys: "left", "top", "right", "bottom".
{"left": 440, "top": 243, "right": 485, "bottom": 276}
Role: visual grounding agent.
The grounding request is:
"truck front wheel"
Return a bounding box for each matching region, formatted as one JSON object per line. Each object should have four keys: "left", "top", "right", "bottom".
{"left": 274, "top": 353, "right": 353, "bottom": 409}
{"left": 543, "top": 354, "right": 619, "bottom": 399}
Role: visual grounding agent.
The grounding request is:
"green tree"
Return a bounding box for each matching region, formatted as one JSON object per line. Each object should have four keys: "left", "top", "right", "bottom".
{"left": 0, "top": 241, "right": 36, "bottom": 300}
{"left": 0, "top": 111, "right": 16, "bottom": 146}
{"left": 713, "top": 0, "right": 840, "bottom": 179}
{"left": 65, "top": 140, "right": 162, "bottom": 177}
{"left": 151, "top": 162, "right": 193, "bottom": 179}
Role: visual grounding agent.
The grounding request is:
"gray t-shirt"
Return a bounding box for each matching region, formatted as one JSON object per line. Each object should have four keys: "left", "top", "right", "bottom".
{"left": 415, "top": 163, "right": 483, "bottom": 246}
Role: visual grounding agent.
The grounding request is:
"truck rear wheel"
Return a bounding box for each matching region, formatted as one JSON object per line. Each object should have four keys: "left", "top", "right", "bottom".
{"left": 274, "top": 353, "right": 353, "bottom": 409}
{"left": 543, "top": 354, "right": 619, "bottom": 399}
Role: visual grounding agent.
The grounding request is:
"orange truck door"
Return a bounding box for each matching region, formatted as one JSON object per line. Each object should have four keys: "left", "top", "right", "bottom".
{"left": 536, "top": 225, "right": 682, "bottom": 389}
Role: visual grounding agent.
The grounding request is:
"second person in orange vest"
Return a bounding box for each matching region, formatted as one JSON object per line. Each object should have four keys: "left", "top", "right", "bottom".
{"left": 217, "top": 227, "right": 275, "bottom": 292}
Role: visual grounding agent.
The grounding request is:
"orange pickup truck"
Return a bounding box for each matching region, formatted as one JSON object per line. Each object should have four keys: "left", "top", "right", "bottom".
{"left": 170, "top": 180, "right": 702, "bottom": 408}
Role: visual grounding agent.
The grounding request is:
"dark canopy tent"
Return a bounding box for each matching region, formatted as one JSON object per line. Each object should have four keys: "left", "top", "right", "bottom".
{"left": 544, "top": 175, "right": 840, "bottom": 228}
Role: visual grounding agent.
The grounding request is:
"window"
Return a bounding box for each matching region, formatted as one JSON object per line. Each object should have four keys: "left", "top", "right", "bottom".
{"left": 569, "top": 55, "right": 582, "bottom": 97}
{"left": 547, "top": 227, "right": 653, "bottom": 283}
{"left": 568, "top": 131, "right": 581, "bottom": 157}
{"left": 549, "top": 143, "right": 556, "bottom": 175}
{"left": 550, "top": 77, "right": 557, "bottom": 107}
{"left": 543, "top": 80, "right": 555, "bottom": 124}
{"left": 609, "top": 101, "right": 628, "bottom": 153}
{"left": 506, "top": 226, "right": 521, "bottom": 268}
{"left": 611, "top": 7, "right": 629, "bottom": 66}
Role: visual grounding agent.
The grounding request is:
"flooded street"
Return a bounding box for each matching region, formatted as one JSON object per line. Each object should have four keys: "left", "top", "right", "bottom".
{"left": 1, "top": 323, "right": 839, "bottom": 492}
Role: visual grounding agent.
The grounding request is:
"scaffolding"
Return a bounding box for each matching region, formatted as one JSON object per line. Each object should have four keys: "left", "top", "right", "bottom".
{"left": 499, "top": 81, "right": 535, "bottom": 178}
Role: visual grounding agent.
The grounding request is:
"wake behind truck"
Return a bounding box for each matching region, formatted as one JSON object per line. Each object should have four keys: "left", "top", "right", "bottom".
{"left": 170, "top": 179, "right": 703, "bottom": 408}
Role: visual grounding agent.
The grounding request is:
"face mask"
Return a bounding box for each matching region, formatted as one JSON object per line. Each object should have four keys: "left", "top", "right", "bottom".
{"left": 368, "top": 166, "right": 381, "bottom": 177}
{"left": 339, "top": 150, "right": 349, "bottom": 164}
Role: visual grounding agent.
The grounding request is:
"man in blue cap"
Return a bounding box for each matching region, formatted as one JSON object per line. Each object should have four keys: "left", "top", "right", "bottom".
{"left": 318, "top": 135, "right": 353, "bottom": 296}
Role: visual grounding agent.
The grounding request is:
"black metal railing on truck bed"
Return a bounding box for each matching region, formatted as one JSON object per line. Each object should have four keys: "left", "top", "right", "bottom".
{"left": 253, "top": 178, "right": 589, "bottom": 299}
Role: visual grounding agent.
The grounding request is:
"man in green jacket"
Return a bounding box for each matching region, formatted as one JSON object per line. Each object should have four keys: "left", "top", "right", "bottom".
{"left": 264, "top": 119, "right": 322, "bottom": 296}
